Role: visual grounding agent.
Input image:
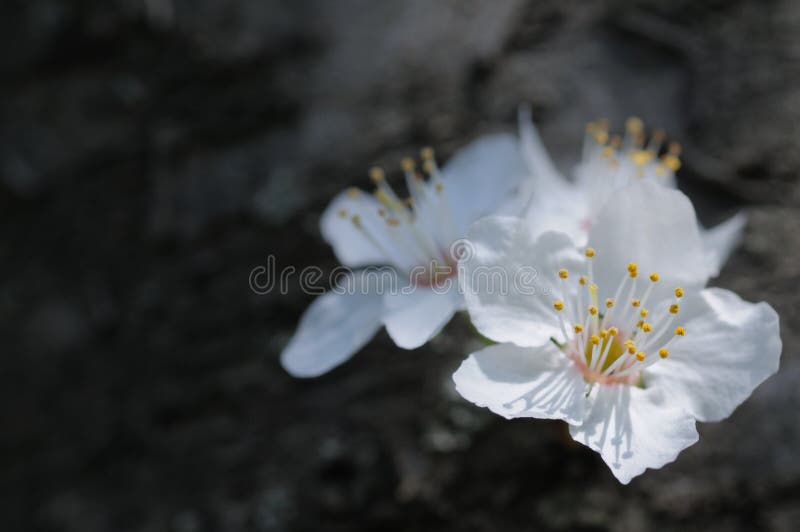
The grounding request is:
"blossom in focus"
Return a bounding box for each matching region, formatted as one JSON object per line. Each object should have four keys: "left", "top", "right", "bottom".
{"left": 517, "top": 107, "right": 746, "bottom": 276}
{"left": 280, "top": 134, "right": 528, "bottom": 377}
{"left": 454, "top": 183, "right": 781, "bottom": 483}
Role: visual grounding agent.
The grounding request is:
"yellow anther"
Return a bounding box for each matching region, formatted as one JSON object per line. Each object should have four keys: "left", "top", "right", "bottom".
{"left": 627, "top": 262, "right": 638, "bottom": 274}
{"left": 630, "top": 149, "right": 653, "bottom": 166}
{"left": 600, "top": 329, "right": 608, "bottom": 339}
{"left": 423, "top": 160, "right": 436, "bottom": 174}
{"left": 574, "top": 324, "right": 584, "bottom": 334}
{"left": 626, "top": 117, "right": 644, "bottom": 133}
{"left": 640, "top": 308, "right": 649, "bottom": 317}
{"left": 654, "top": 164, "right": 666, "bottom": 176}
{"left": 401, "top": 158, "right": 416, "bottom": 172}
{"left": 347, "top": 187, "right": 361, "bottom": 199}
{"left": 668, "top": 141, "right": 682, "bottom": 156}
{"left": 553, "top": 300, "right": 565, "bottom": 311}
{"left": 674, "top": 287, "right": 684, "bottom": 298}
{"left": 636, "top": 351, "right": 646, "bottom": 362}
{"left": 585, "top": 247, "right": 596, "bottom": 258}
{"left": 588, "top": 305, "right": 598, "bottom": 316}
{"left": 661, "top": 154, "right": 681, "bottom": 171}
{"left": 642, "top": 323, "right": 653, "bottom": 333}
{"left": 351, "top": 214, "right": 362, "bottom": 228}
{"left": 579, "top": 275, "right": 588, "bottom": 286}
{"left": 631, "top": 298, "right": 641, "bottom": 308}
{"left": 594, "top": 130, "right": 609, "bottom": 145}
{"left": 435, "top": 182, "right": 443, "bottom": 193}
{"left": 624, "top": 339, "right": 635, "bottom": 347}
{"left": 675, "top": 326, "right": 686, "bottom": 336}
{"left": 669, "top": 304, "right": 680, "bottom": 314}
{"left": 636, "top": 320, "right": 645, "bottom": 329}
{"left": 590, "top": 335, "right": 600, "bottom": 346}
{"left": 369, "top": 166, "right": 385, "bottom": 182}
{"left": 649, "top": 272, "right": 660, "bottom": 282}
{"left": 659, "top": 348, "right": 669, "bottom": 359}
{"left": 420, "top": 147, "right": 435, "bottom": 160}
{"left": 558, "top": 269, "right": 569, "bottom": 279}
{"left": 609, "top": 327, "right": 619, "bottom": 336}
{"left": 627, "top": 345, "right": 637, "bottom": 355}
{"left": 337, "top": 209, "right": 348, "bottom": 218}
{"left": 605, "top": 298, "right": 614, "bottom": 308}
{"left": 602, "top": 146, "right": 615, "bottom": 158}
{"left": 386, "top": 218, "right": 401, "bottom": 227}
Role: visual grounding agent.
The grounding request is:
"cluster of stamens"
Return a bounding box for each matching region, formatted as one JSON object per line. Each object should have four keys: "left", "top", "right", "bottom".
{"left": 337, "top": 148, "right": 459, "bottom": 285}
{"left": 584, "top": 117, "right": 683, "bottom": 181}
{"left": 551, "top": 248, "right": 686, "bottom": 386}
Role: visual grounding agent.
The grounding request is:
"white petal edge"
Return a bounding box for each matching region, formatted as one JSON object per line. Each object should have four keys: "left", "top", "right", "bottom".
{"left": 461, "top": 216, "right": 584, "bottom": 347}
{"left": 280, "top": 271, "right": 384, "bottom": 377}
{"left": 645, "top": 287, "right": 781, "bottom": 422}
{"left": 453, "top": 341, "right": 587, "bottom": 424}
{"left": 702, "top": 212, "right": 747, "bottom": 276}
{"left": 570, "top": 384, "right": 699, "bottom": 484}
{"left": 382, "top": 282, "right": 461, "bottom": 349}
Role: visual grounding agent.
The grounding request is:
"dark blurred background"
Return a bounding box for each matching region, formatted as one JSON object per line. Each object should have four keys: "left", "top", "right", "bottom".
{"left": 2, "top": 0, "right": 799, "bottom": 530}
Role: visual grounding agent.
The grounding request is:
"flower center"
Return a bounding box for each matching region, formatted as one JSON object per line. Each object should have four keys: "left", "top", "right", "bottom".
{"left": 551, "top": 249, "right": 687, "bottom": 387}
{"left": 337, "top": 149, "right": 461, "bottom": 282}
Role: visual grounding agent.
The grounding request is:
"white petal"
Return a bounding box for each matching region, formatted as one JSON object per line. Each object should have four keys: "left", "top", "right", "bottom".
{"left": 517, "top": 105, "right": 568, "bottom": 189}
{"left": 382, "top": 283, "right": 461, "bottom": 349}
{"left": 570, "top": 385, "right": 698, "bottom": 484}
{"left": 439, "top": 133, "right": 528, "bottom": 235}
{"left": 524, "top": 184, "right": 590, "bottom": 246}
{"left": 320, "top": 189, "right": 393, "bottom": 268}
{"left": 588, "top": 182, "right": 712, "bottom": 302}
{"left": 645, "top": 287, "right": 781, "bottom": 422}
{"left": 280, "top": 272, "right": 384, "bottom": 377}
{"left": 461, "top": 216, "right": 584, "bottom": 347}
{"left": 453, "top": 342, "right": 587, "bottom": 423}
{"left": 702, "top": 212, "right": 747, "bottom": 276}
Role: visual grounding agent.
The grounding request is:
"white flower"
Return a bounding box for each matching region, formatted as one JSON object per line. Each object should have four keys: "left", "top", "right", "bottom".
{"left": 281, "top": 134, "right": 528, "bottom": 377}
{"left": 517, "top": 107, "right": 747, "bottom": 276}
{"left": 454, "top": 183, "right": 781, "bottom": 483}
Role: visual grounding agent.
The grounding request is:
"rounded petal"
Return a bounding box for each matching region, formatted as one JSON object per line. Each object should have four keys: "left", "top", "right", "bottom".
{"left": 588, "top": 182, "right": 712, "bottom": 303}
{"left": 570, "top": 385, "right": 699, "bottom": 484}
{"left": 280, "top": 272, "right": 384, "bottom": 377}
{"left": 453, "top": 341, "right": 587, "bottom": 423}
{"left": 382, "top": 283, "right": 460, "bottom": 349}
{"left": 461, "top": 216, "right": 584, "bottom": 347}
{"left": 645, "top": 287, "right": 781, "bottom": 422}
{"left": 702, "top": 212, "right": 747, "bottom": 276}
{"left": 439, "top": 133, "right": 528, "bottom": 234}
{"left": 320, "top": 189, "right": 394, "bottom": 268}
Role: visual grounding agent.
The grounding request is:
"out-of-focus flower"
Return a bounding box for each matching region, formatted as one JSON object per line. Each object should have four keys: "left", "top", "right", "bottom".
{"left": 517, "top": 107, "right": 746, "bottom": 276}
{"left": 454, "top": 183, "right": 781, "bottom": 483}
{"left": 281, "top": 135, "right": 528, "bottom": 377}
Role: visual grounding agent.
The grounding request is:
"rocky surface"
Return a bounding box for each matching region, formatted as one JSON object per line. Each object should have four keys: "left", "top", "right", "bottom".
{"left": 2, "top": 0, "right": 799, "bottom": 531}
